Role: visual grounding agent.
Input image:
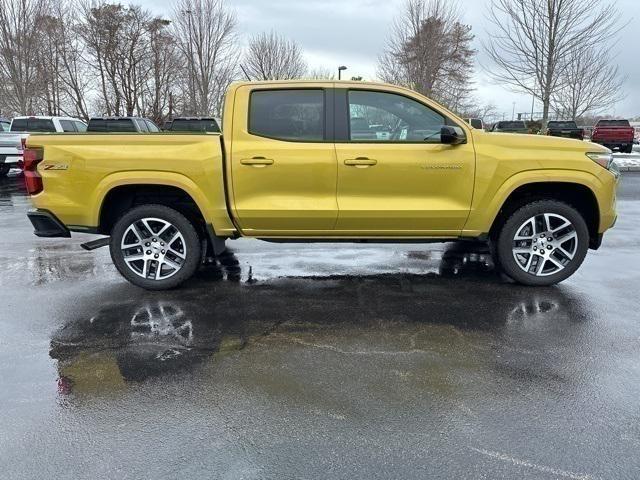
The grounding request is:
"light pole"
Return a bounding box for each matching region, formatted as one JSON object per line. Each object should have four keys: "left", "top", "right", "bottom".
{"left": 512, "top": 102, "right": 516, "bottom": 121}
{"left": 338, "top": 66, "right": 347, "bottom": 80}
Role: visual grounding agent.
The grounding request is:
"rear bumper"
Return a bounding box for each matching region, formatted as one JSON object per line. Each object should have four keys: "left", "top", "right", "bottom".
{"left": 27, "top": 209, "right": 71, "bottom": 238}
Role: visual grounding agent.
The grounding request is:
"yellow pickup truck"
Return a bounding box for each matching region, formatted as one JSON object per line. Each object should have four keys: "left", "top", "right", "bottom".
{"left": 24, "top": 81, "right": 618, "bottom": 289}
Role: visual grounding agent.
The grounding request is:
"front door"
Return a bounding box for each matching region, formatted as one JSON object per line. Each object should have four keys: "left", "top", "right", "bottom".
{"left": 335, "top": 88, "right": 476, "bottom": 236}
{"left": 230, "top": 86, "right": 337, "bottom": 235}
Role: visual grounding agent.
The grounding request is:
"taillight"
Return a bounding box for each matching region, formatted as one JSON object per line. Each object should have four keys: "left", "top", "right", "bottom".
{"left": 23, "top": 147, "right": 44, "bottom": 195}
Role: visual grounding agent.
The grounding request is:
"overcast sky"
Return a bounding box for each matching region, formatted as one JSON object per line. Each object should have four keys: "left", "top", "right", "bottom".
{"left": 140, "top": 0, "right": 639, "bottom": 118}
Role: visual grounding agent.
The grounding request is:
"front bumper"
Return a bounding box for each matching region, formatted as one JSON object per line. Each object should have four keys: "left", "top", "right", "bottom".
{"left": 27, "top": 209, "right": 71, "bottom": 238}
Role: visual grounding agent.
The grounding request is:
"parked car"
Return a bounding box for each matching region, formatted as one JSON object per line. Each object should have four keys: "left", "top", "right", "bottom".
{"left": 25, "top": 80, "right": 618, "bottom": 289}
{"left": 0, "top": 116, "right": 87, "bottom": 177}
{"left": 591, "top": 119, "right": 635, "bottom": 153}
{"left": 466, "top": 118, "right": 484, "bottom": 130}
{"left": 490, "top": 120, "right": 528, "bottom": 133}
{"left": 87, "top": 117, "right": 160, "bottom": 133}
{"left": 0, "top": 117, "right": 10, "bottom": 132}
{"left": 545, "top": 121, "right": 584, "bottom": 140}
{"left": 168, "top": 117, "right": 221, "bottom": 133}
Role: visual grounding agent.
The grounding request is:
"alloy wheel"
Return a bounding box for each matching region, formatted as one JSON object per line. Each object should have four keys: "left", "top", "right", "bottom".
{"left": 120, "top": 217, "right": 187, "bottom": 280}
{"left": 511, "top": 213, "right": 578, "bottom": 277}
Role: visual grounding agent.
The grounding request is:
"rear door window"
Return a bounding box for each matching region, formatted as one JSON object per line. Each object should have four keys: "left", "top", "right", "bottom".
{"left": 74, "top": 121, "right": 87, "bottom": 132}
{"left": 249, "top": 89, "right": 325, "bottom": 141}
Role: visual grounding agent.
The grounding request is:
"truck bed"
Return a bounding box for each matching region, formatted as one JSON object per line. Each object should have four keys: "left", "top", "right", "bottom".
{"left": 26, "top": 133, "right": 235, "bottom": 235}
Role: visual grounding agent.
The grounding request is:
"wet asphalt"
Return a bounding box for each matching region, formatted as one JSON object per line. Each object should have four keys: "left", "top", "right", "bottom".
{"left": 1, "top": 172, "right": 639, "bottom": 480}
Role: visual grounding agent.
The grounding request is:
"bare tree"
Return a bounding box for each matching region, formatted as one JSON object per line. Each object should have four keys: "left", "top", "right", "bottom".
{"left": 460, "top": 102, "right": 498, "bottom": 121}
{"left": 244, "top": 31, "right": 306, "bottom": 81}
{"left": 377, "top": 0, "right": 475, "bottom": 110}
{"left": 552, "top": 46, "right": 625, "bottom": 120}
{"left": 79, "top": 2, "right": 128, "bottom": 116}
{"left": 0, "top": 0, "right": 49, "bottom": 115}
{"left": 144, "top": 18, "right": 181, "bottom": 124}
{"left": 55, "top": 3, "right": 92, "bottom": 121}
{"left": 484, "top": 0, "right": 622, "bottom": 128}
{"left": 305, "top": 67, "right": 335, "bottom": 80}
{"left": 172, "top": 0, "right": 238, "bottom": 116}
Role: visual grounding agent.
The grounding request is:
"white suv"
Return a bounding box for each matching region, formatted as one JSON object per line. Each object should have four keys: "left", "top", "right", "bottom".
{"left": 0, "top": 116, "right": 87, "bottom": 177}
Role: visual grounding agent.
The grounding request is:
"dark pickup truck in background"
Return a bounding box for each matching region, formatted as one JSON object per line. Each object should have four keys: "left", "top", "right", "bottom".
{"left": 490, "top": 120, "right": 528, "bottom": 134}
{"left": 591, "top": 119, "right": 634, "bottom": 153}
{"left": 545, "top": 121, "right": 584, "bottom": 140}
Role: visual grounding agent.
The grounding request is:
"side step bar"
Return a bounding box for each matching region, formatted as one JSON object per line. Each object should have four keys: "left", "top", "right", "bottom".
{"left": 80, "top": 237, "right": 110, "bottom": 251}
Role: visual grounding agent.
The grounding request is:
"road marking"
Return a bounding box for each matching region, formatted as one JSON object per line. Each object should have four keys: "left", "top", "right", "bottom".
{"left": 469, "top": 447, "right": 599, "bottom": 480}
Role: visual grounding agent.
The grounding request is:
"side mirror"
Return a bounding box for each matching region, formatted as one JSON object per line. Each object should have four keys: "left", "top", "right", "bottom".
{"left": 441, "top": 126, "right": 466, "bottom": 145}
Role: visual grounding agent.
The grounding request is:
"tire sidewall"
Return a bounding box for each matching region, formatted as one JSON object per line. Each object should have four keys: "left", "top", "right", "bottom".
{"left": 109, "top": 204, "right": 201, "bottom": 290}
{"left": 497, "top": 200, "right": 589, "bottom": 286}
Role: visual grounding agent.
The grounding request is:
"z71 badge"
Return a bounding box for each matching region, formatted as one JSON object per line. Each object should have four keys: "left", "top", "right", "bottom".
{"left": 42, "top": 164, "right": 69, "bottom": 171}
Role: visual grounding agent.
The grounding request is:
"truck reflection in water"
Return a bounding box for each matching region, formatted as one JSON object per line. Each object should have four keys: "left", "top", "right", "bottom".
{"left": 50, "top": 243, "right": 590, "bottom": 396}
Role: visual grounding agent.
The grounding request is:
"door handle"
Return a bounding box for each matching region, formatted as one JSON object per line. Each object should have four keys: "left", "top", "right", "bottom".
{"left": 240, "top": 156, "right": 274, "bottom": 166}
{"left": 344, "top": 157, "right": 377, "bottom": 167}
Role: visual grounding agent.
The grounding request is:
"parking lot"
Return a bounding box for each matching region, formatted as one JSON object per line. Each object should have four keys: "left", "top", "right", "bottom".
{"left": 1, "top": 172, "right": 639, "bottom": 479}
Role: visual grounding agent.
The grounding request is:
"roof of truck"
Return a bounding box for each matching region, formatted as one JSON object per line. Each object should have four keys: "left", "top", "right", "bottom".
{"left": 12, "top": 115, "right": 83, "bottom": 121}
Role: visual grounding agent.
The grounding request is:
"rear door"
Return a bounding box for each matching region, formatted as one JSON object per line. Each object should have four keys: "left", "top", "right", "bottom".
{"left": 334, "top": 88, "right": 475, "bottom": 236}
{"left": 230, "top": 85, "right": 337, "bottom": 234}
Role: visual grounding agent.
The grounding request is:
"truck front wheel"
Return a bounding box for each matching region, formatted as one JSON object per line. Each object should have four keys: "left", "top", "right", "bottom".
{"left": 109, "top": 204, "right": 202, "bottom": 290}
{"left": 495, "top": 200, "right": 589, "bottom": 286}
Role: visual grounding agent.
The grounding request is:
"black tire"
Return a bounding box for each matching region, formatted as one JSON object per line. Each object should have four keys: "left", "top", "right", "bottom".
{"left": 0, "top": 164, "right": 10, "bottom": 177}
{"left": 109, "top": 204, "right": 201, "bottom": 290}
{"left": 495, "top": 200, "right": 589, "bottom": 286}
{"left": 626, "top": 144, "right": 634, "bottom": 154}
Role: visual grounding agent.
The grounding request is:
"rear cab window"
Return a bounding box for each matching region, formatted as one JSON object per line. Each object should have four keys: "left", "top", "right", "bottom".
{"left": 597, "top": 120, "right": 630, "bottom": 127}
{"left": 498, "top": 121, "right": 526, "bottom": 129}
{"left": 11, "top": 118, "right": 56, "bottom": 132}
{"left": 548, "top": 121, "right": 578, "bottom": 129}
{"left": 249, "top": 89, "right": 325, "bottom": 141}
{"left": 88, "top": 119, "right": 137, "bottom": 132}
{"left": 170, "top": 119, "right": 220, "bottom": 133}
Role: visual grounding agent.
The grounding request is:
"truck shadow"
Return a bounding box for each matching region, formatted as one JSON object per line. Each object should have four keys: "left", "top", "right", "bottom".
{"left": 50, "top": 241, "right": 593, "bottom": 395}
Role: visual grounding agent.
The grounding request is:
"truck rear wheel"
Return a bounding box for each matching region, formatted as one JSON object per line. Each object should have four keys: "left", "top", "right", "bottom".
{"left": 495, "top": 200, "right": 589, "bottom": 286}
{"left": 0, "top": 164, "right": 10, "bottom": 177}
{"left": 109, "top": 204, "right": 201, "bottom": 290}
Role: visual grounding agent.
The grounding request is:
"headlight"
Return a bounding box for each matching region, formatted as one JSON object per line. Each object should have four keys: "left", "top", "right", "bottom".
{"left": 586, "top": 152, "right": 614, "bottom": 169}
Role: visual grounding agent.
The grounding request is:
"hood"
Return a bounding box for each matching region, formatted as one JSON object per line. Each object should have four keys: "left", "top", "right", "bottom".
{"left": 475, "top": 130, "right": 609, "bottom": 154}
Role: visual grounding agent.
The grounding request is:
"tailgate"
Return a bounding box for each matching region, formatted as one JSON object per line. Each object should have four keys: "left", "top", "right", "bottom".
{"left": 593, "top": 127, "right": 634, "bottom": 141}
